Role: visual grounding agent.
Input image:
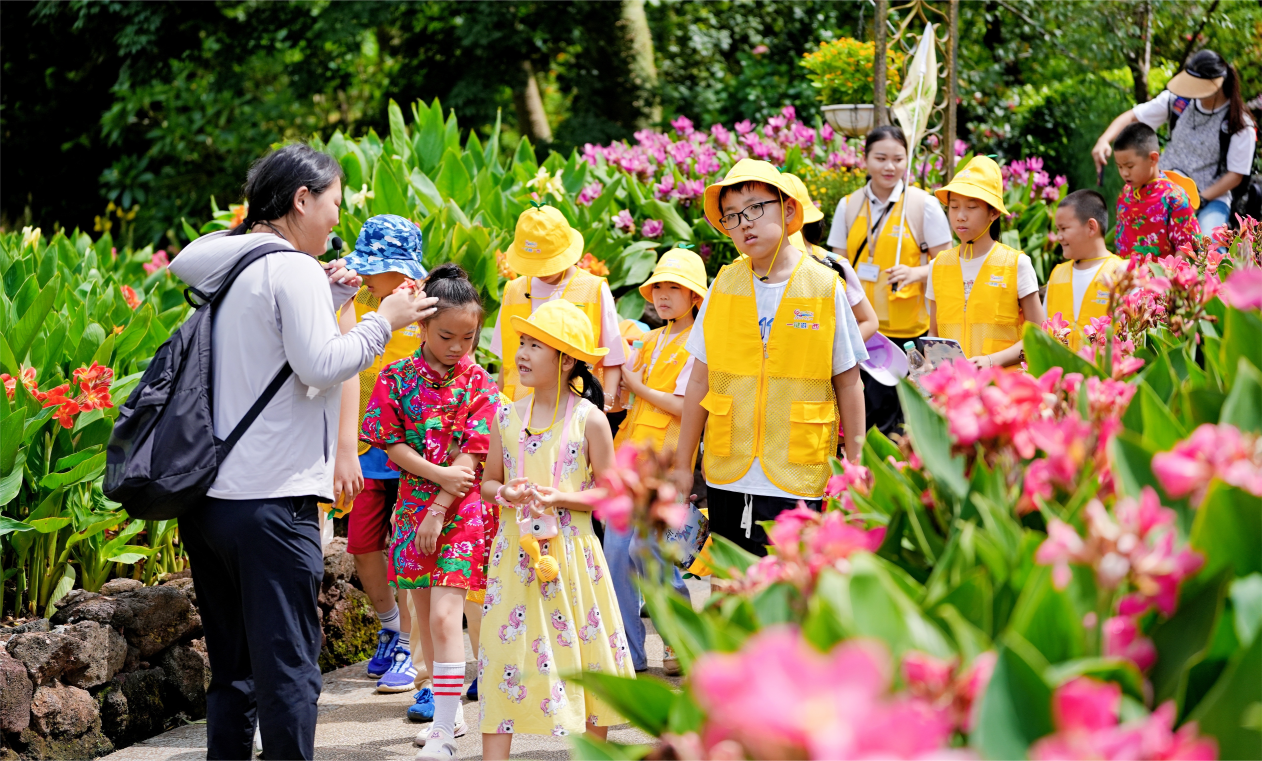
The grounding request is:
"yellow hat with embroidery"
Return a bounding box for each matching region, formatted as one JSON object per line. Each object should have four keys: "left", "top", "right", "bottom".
{"left": 934, "top": 156, "right": 1010, "bottom": 216}
{"left": 638, "top": 247, "right": 709, "bottom": 301}
{"left": 703, "top": 159, "right": 804, "bottom": 236}
{"left": 782, "top": 173, "right": 825, "bottom": 224}
{"left": 506, "top": 204, "right": 585, "bottom": 278}
{"left": 509, "top": 299, "right": 609, "bottom": 365}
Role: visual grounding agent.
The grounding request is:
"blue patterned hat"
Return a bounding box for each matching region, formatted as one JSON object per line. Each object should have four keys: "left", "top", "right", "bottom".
{"left": 344, "top": 214, "right": 427, "bottom": 279}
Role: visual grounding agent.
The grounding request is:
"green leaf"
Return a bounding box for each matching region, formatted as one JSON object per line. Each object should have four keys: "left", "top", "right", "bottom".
{"left": 113, "top": 301, "right": 154, "bottom": 360}
{"left": 434, "top": 149, "right": 473, "bottom": 206}
{"left": 1045, "top": 657, "right": 1147, "bottom": 701}
{"left": 387, "top": 99, "right": 411, "bottom": 162}
{"left": 896, "top": 380, "right": 968, "bottom": 499}
{"left": 972, "top": 642, "right": 1055, "bottom": 761}
{"left": 1151, "top": 570, "right": 1229, "bottom": 706}
{"left": 1221, "top": 307, "right": 1262, "bottom": 388}
{"left": 567, "top": 735, "right": 650, "bottom": 761}
{"left": 181, "top": 218, "right": 201, "bottom": 242}
{"left": 1220, "top": 358, "right": 1262, "bottom": 434}
{"left": 640, "top": 200, "right": 693, "bottom": 241}
{"left": 45, "top": 564, "right": 76, "bottom": 617}
{"left": 10, "top": 275, "right": 59, "bottom": 363}
{"left": 105, "top": 550, "right": 154, "bottom": 564}
{"left": 371, "top": 158, "right": 410, "bottom": 218}
{"left": 1188, "top": 628, "right": 1262, "bottom": 760}
{"left": 1231, "top": 574, "right": 1262, "bottom": 648}
{"left": 0, "top": 451, "right": 25, "bottom": 506}
{"left": 1135, "top": 380, "right": 1186, "bottom": 451}
{"left": 568, "top": 671, "right": 674, "bottom": 735}
{"left": 616, "top": 291, "right": 646, "bottom": 321}
{"left": 1022, "top": 323, "right": 1102, "bottom": 378}
{"left": 1006, "top": 565, "right": 1088, "bottom": 664}
{"left": 0, "top": 515, "right": 36, "bottom": 537}
{"left": 1190, "top": 483, "right": 1262, "bottom": 582}
{"left": 40, "top": 451, "right": 106, "bottom": 490}
{"left": 751, "top": 583, "right": 797, "bottom": 626}
{"left": 1108, "top": 432, "right": 1163, "bottom": 501}
{"left": 703, "top": 533, "right": 759, "bottom": 578}
{"left": 26, "top": 516, "right": 71, "bottom": 534}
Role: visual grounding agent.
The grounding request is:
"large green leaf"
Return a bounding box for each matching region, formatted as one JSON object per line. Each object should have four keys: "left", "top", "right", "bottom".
{"left": 371, "top": 158, "right": 410, "bottom": 218}
{"left": 1221, "top": 307, "right": 1262, "bottom": 388}
{"left": 1022, "top": 323, "right": 1102, "bottom": 378}
{"left": 1135, "top": 380, "right": 1187, "bottom": 451}
{"left": 434, "top": 148, "right": 473, "bottom": 206}
{"left": 972, "top": 640, "right": 1055, "bottom": 761}
{"left": 1006, "top": 565, "right": 1088, "bottom": 664}
{"left": 1219, "top": 358, "right": 1262, "bottom": 434}
{"left": 1190, "top": 483, "right": 1262, "bottom": 582}
{"left": 1149, "top": 570, "right": 1228, "bottom": 706}
{"left": 896, "top": 380, "right": 968, "bottom": 499}
{"left": 1108, "top": 432, "right": 1163, "bottom": 501}
{"left": 1188, "top": 630, "right": 1262, "bottom": 760}
{"left": 0, "top": 451, "right": 26, "bottom": 506}
{"left": 9, "top": 275, "right": 59, "bottom": 363}
{"left": 40, "top": 451, "right": 106, "bottom": 490}
{"left": 568, "top": 671, "right": 674, "bottom": 735}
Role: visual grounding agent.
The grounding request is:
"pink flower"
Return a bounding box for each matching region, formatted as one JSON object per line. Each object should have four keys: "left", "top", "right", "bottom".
{"left": 671, "top": 115, "right": 695, "bottom": 135}
{"left": 734, "top": 120, "right": 754, "bottom": 135}
{"left": 612, "top": 209, "right": 635, "bottom": 233}
{"left": 653, "top": 174, "right": 676, "bottom": 200}
{"left": 1152, "top": 423, "right": 1262, "bottom": 504}
{"left": 575, "top": 182, "right": 603, "bottom": 207}
{"left": 1103, "top": 615, "right": 1157, "bottom": 672}
{"left": 1042, "top": 185, "right": 1061, "bottom": 202}
{"left": 709, "top": 124, "right": 732, "bottom": 148}
{"left": 820, "top": 123, "right": 835, "bottom": 142}
{"left": 1221, "top": 267, "right": 1262, "bottom": 310}
{"left": 676, "top": 179, "right": 705, "bottom": 201}
{"left": 669, "top": 140, "right": 695, "bottom": 165}
{"left": 641, "top": 219, "right": 664, "bottom": 239}
{"left": 143, "top": 249, "right": 170, "bottom": 275}
{"left": 1043, "top": 312, "right": 1073, "bottom": 345}
{"left": 751, "top": 44, "right": 769, "bottom": 55}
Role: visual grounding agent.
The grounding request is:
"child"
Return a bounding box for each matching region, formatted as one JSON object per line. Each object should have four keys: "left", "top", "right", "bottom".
{"left": 336, "top": 214, "right": 426, "bottom": 691}
{"left": 608, "top": 247, "right": 707, "bottom": 676}
{"left": 1112, "top": 122, "right": 1201, "bottom": 258}
{"left": 492, "top": 204, "right": 624, "bottom": 409}
{"left": 478, "top": 299, "right": 635, "bottom": 758}
{"left": 925, "top": 156, "right": 1046, "bottom": 367}
{"left": 1045, "top": 190, "right": 1126, "bottom": 352}
{"left": 673, "top": 159, "right": 869, "bottom": 558}
{"left": 360, "top": 263, "right": 501, "bottom": 757}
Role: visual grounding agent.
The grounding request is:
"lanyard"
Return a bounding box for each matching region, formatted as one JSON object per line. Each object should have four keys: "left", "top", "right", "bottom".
{"left": 852, "top": 196, "right": 897, "bottom": 266}
{"left": 643, "top": 323, "right": 691, "bottom": 380}
{"left": 516, "top": 392, "right": 576, "bottom": 491}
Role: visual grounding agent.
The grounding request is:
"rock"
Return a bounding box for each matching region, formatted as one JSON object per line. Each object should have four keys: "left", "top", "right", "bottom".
{"left": 6, "top": 628, "right": 88, "bottom": 685}
{"left": 95, "top": 684, "right": 129, "bottom": 745}
{"left": 29, "top": 682, "right": 98, "bottom": 738}
{"left": 99, "top": 578, "right": 142, "bottom": 596}
{"left": 115, "top": 668, "right": 166, "bottom": 745}
{"left": 159, "top": 642, "right": 209, "bottom": 717}
{"left": 110, "top": 586, "right": 200, "bottom": 658}
{"left": 1, "top": 618, "right": 50, "bottom": 636}
{"left": 10, "top": 726, "right": 112, "bottom": 760}
{"left": 319, "top": 582, "right": 378, "bottom": 672}
{"left": 0, "top": 650, "right": 33, "bottom": 733}
{"left": 49, "top": 594, "right": 117, "bottom": 628}
{"left": 60, "top": 621, "right": 118, "bottom": 688}
{"left": 161, "top": 576, "right": 197, "bottom": 609}
{"left": 52, "top": 588, "right": 98, "bottom": 611}
{"left": 323, "top": 537, "right": 356, "bottom": 584}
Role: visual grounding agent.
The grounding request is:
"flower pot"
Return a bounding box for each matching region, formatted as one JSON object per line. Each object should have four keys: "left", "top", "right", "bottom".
{"left": 822, "top": 104, "right": 890, "bottom": 138}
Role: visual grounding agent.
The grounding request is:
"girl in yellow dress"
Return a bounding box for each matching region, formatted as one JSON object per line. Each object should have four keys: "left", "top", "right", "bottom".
{"left": 478, "top": 299, "right": 635, "bottom": 758}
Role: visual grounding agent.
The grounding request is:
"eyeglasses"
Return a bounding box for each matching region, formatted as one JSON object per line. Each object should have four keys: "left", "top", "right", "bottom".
{"left": 719, "top": 199, "right": 781, "bottom": 230}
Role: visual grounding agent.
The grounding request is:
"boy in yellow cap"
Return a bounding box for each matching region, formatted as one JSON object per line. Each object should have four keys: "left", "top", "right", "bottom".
{"left": 492, "top": 204, "right": 623, "bottom": 408}
{"left": 925, "top": 156, "right": 1046, "bottom": 367}
{"left": 1044, "top": 189, "right": 1126, "bottom": 352}
{"left": 673, "top": 159, "right": 868, "bottom": 557}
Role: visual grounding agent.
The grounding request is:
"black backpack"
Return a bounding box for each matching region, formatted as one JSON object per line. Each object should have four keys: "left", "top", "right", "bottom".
{"left": 104, "top": 241, "right": 296, "bottom": 520}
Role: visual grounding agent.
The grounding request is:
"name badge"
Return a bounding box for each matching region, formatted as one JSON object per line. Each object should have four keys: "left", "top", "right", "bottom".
{"left": 857, "top": 262, "right": 881, "bottom": 282}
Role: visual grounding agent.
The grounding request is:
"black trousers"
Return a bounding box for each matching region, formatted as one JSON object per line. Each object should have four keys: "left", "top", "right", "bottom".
{"left": 180, "top": 495, "right": 324, "bottom": 761}
{"left": 707, "top": 486, "right": 822, "bottom": 557}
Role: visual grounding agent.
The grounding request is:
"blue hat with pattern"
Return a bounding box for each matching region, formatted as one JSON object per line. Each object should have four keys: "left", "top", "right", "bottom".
{"left": 344, "top": 214, "right": 427, "bottom": 279}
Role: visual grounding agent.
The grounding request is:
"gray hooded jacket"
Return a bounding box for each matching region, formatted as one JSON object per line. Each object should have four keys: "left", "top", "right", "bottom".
{"left": 169, "top": 231, "right": 392, "bottom": 501}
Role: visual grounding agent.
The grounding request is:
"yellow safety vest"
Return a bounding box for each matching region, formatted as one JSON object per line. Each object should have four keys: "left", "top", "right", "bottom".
{"left": 352, "top": 287, "right": 424, "bottom": 455}
{"left": 1044, "top": 255, "right": 1125, "bottom": 352}
{"left": 702, "top": 254, "right": 838, "bottom": 498}
{"left": 845, "top": 191, "right": 929, "bottom": 338}
{"left": 931, "top": 243, "right": 1025, "bottom": 359}
{"left": 613, "top": 324, "right": 693, "bottom": 454}
{"left": 500, "top": 269, "right": 607, "bottom": 401}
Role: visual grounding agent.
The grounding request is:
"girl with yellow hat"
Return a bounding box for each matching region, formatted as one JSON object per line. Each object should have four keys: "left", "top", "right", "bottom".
{"left": 478, "top": 299, "right": 636, "bottom": 756}
{"left": 925, "top": 156, "right": 1046, "bottom": 367}
{"left": 492, "top": 205, "right": 624, "bottom": 408}
{"left": 673, "top": 159, "right": 869, "bottom": 558}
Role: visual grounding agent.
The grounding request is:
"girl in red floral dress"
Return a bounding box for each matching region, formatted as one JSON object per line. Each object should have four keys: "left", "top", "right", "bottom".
{"left": 361, "top": 264, "right": 500, "bottom": 756}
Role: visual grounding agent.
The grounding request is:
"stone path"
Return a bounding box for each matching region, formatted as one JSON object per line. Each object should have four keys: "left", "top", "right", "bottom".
{"left": 104, "top": 579, "right": 706, "bottom": 760}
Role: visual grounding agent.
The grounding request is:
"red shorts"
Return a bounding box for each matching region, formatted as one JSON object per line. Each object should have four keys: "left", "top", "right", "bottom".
{"left": 346, "top": 478, "right": 398, "bottom": 554}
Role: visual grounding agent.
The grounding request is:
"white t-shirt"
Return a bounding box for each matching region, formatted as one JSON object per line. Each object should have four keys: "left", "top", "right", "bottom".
{"left": 1069, "top": 260, "right": 1108, "bottom": 322}
{"left": 827, "top": 180, "right": 953, "bottom": 252}
{"left": 1133, "top": 91, "right": 1256, "bottom": 176}
{"left": 685, "top": 263, "right": 868, "bottom": 499}
{"left": 924, "top": 248, "right": 1039, "bottom": 304}
{"left": 490, "top": 276, "right": 626, "bottom": 367}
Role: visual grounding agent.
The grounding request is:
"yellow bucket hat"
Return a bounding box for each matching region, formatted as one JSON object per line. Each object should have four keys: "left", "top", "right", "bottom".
{"left": 638, "top": 247, "right": 709, "bottom": 301}
{"left": 509, "top": 299, "right": 609, "bottom": 365}
{"left": 506, "top": 204, "right": 585, "bottom": 278}
{"left": 781, "top": 173, "right": 825, "bottom": 224}
{"left": 934, "top": 156, "right": 1010, "bottom": 216}
{"left": 703, "top": 159, "right": 804, "bottom": 236}
{"left": 1162, "top": 170, "right": 1201, "bottom": 210}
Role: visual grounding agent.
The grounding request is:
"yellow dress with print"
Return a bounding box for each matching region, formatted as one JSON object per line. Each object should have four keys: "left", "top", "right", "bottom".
{"left": 478, "top": 395, "right": 636, "bottom": 737}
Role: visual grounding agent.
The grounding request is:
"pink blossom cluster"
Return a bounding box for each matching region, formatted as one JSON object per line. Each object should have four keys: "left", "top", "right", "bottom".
{"left": 1152, "top": 423, "right": 1262, "bottom": 505}
{"left": 575, "top": 182, "right": 603, "bottom": 207}
{"left": 143, "top": 249, "right": 170, "bottom": 275}
{"left": 690, "top": 629, "right": 957, "bottom": 759}
{"left": 901, "top": 650, "right": 997, "bottom": 733}
{"left": 1221, "top": 266, "right": 1262, "bottom": 310}
{"left": 1003, "top": 156, "right": 1068, "bottom": 203}
{"left": 1075, "top": 315, "right": 1146, "bottom": 379}
{"left": 585, "top": 442, "right": 687, "bottom": 534}
{"left": 1029, "top": 677, "right": 1217, "bottom": 760}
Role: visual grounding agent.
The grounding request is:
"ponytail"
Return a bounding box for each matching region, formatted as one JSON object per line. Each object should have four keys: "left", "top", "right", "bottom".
{"left": 567, "top": 362, "right": 605, "bottom": 411}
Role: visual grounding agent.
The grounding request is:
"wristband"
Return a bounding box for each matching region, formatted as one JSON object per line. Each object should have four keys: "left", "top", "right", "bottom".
{"left": 426, "top": 504, "right": 448, "bottom": 518}
{"left": 495, "top": 484, "right": 516, "bottom": 509}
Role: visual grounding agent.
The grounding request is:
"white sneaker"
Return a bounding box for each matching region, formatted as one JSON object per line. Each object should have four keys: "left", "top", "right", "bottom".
{"left": 414, "top": 728, "right": 458, "bottom": 759}
{"left": 414, "top": 709, "right": 466, "bottom": 746}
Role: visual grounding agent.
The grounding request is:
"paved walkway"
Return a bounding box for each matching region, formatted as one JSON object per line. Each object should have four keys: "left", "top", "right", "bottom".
{"left": 105, "top": 580, "right": 706, "bottom": 760}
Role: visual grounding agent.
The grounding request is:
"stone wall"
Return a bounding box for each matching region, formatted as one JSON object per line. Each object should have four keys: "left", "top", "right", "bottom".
{"left": 0, "top": 538, "right": 378, "bottom": 759}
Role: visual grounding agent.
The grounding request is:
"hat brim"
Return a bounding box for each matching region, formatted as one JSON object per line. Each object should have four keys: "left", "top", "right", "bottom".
{"left": 704, "top": 176, "right": 805, "bottom": 237}
{"left": 344, "top": 252, "right": 428, "bottom": 280}
{"left": 508, "top": 314, "right": 609, "bottom": 365}
{"left": 506, "top": 228, "right": 585, "bottom": 278}
{"left": 859, "top": 333, "right": 908, "bottom": 386}
{"left": 1162, "top": 171, "right": 1201, "bottom": 209}
{"left": 637, "top": 272, "right": 708, "bottom": 302}
{"left": 934, "top": 184, "right": 1010, "bottom": 217}
{"left": 1166, "top": 71, "right": 1223, "bottom": 100}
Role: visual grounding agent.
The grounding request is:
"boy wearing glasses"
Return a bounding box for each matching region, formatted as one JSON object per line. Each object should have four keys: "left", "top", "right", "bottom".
{"left": 673, "top": 160, "right": 868, "bottom": 557}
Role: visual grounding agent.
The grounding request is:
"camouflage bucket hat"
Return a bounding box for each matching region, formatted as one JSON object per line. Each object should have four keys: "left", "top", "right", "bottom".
{"left": 344, "top": 214, "right": 427, "bottom": 279}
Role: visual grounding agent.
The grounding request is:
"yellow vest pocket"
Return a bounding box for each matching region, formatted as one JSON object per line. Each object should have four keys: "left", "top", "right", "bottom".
{"left": 632, "top": 406, "right": 672, "bottom": 450}
{"left": 788, "top": 400, "right": 836, "bottom": 464}
{"left": 700, "top": 391, "right": 733, "bottom": 457}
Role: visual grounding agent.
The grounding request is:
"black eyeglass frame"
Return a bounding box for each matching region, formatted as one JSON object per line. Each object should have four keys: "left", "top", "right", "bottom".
{"left": 718, "top": 198, "right": 782, "bottom": 230}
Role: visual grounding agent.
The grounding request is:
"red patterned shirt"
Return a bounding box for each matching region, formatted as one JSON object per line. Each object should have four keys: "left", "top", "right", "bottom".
{"left": 1114, "top": 177, "right": 1201, "bottom": 259}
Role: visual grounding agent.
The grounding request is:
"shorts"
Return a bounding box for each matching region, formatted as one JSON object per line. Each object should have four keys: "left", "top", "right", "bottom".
{"left": 706, "top": 486, "right": 822, "bottom": 557}
{"left": 346, "top": 478, "right": 399, "bottom": 554}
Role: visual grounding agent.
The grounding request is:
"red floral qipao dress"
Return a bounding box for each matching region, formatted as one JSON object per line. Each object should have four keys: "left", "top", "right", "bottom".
{"left": 361, "top": 349, "right": 500, "bottom": 591}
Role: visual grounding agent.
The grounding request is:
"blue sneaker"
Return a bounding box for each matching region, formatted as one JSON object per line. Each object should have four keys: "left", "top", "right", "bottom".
{"left": 367, "top": 628, "right": 399, "bottom": 678}
{"left": 407, "top": 688, "right": 435, "bottom": 722}
{"left": 376, "top": 645, "right": 418, "bottom": 693}
{"left": 465, "top": 677, "right": 478, "bottom": 702}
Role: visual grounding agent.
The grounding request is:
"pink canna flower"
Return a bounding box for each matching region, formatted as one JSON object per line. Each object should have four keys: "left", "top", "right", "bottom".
{"left": 675, "top": 179, "right": 705, "bottom": 201}
{"left": 575, "top": 182, "right": 603, "bottom": 207}
{"left": 1221, "top": 267, "right": 1262, "bottom": 310}
{"left": 612, "top": 209, "right": 635, "bottom": 233}
{"left": 143, "top": 249, "right": 170, "bottom": 275}
{"left": 671, "top": 115, "right": 695, "bottom": 135}
{"left": 641, "top": 219, "right": 664, "bottom": 239}
{"left": 1152, "top": 423, "right": 1262, "bottom": 504}
{"left": 653, "top": 174, "right": 676, "bottom": 200}
{"left": 709, "top": 123, "right": 732, "bottom": 148}
{"left": 1103, "top": 615, "right": 1157, "bottom": 672}
{"left": 820, "top": 123, "right": 835, "bottom": 142}
{"left": 734, "top": 120, "right": 754, "bottom": 135}
{"left": 1042, "top": 185, "right": 1061, "bottom": 202}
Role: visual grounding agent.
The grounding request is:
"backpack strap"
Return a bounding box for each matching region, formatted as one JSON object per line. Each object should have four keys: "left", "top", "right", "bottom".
{"left": 842, "top": 190, "right": 865, "bottom": 245}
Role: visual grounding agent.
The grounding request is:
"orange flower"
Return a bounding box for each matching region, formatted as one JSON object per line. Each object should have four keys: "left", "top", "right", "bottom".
{"left": 51, "top": 398, "right": 80, "bottom": 429}
{"left": 73, "top": 362, "right": 113, "bottom": 388}
{"left": 77, "top": 381, "right": 113, "bottom": 412}
{"left": 228, "top": 202, "right": 248, "bottom": 229}
{"left": 1, "top": 367, "right": 38, "bottom": 400}
{"left": 120, "top": 284, "right": 141, "bottom": 310}
{"left": 496, "top": 249, "right": 516, "bottom": 280}
{"left": 577, "top": 252, "right": 610, "bottom": 277}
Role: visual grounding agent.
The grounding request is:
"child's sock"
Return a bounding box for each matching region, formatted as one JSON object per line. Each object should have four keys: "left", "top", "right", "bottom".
{"left": 398, "top": 630, "right": 411, "bottom": 651}
{"left": 378, "top": 605, "right": 401, "bottom": 633}
{"left": 431, "top": 661, "right": 465, "bottom": 737}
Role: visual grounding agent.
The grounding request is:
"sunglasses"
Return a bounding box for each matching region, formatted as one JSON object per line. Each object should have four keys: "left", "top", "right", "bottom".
{"left": 719, "top": 199, "right": 781, "bottom": 231}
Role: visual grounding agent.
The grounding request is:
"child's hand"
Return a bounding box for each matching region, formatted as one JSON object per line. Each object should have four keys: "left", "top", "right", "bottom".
{"left": 885, "top": 264, "right": 919, "bottom": 288}
{"left": 415, "top": 510, "right": 445, "bottom": 556}
{"left": 501, "top": 477, "right": 531, "bottom": 504}
{"left": 970, "top": 354, "right": 996, "bottom": 369}
{"left": 622, "top": 365, "right": 646, "bottom": 394}
{"left": 435, "top": 464, "right": 476, "bottom": 497}
{"left": 532, "top": 485, "right": 563, "bottom": 511}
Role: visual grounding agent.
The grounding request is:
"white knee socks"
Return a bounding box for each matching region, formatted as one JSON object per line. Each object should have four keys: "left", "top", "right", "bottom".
{"left": 378, "top": 605, "right": 401, "bottom": 633}
{"left": 431, "top": 661, "right": 464, "bottom": 737}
